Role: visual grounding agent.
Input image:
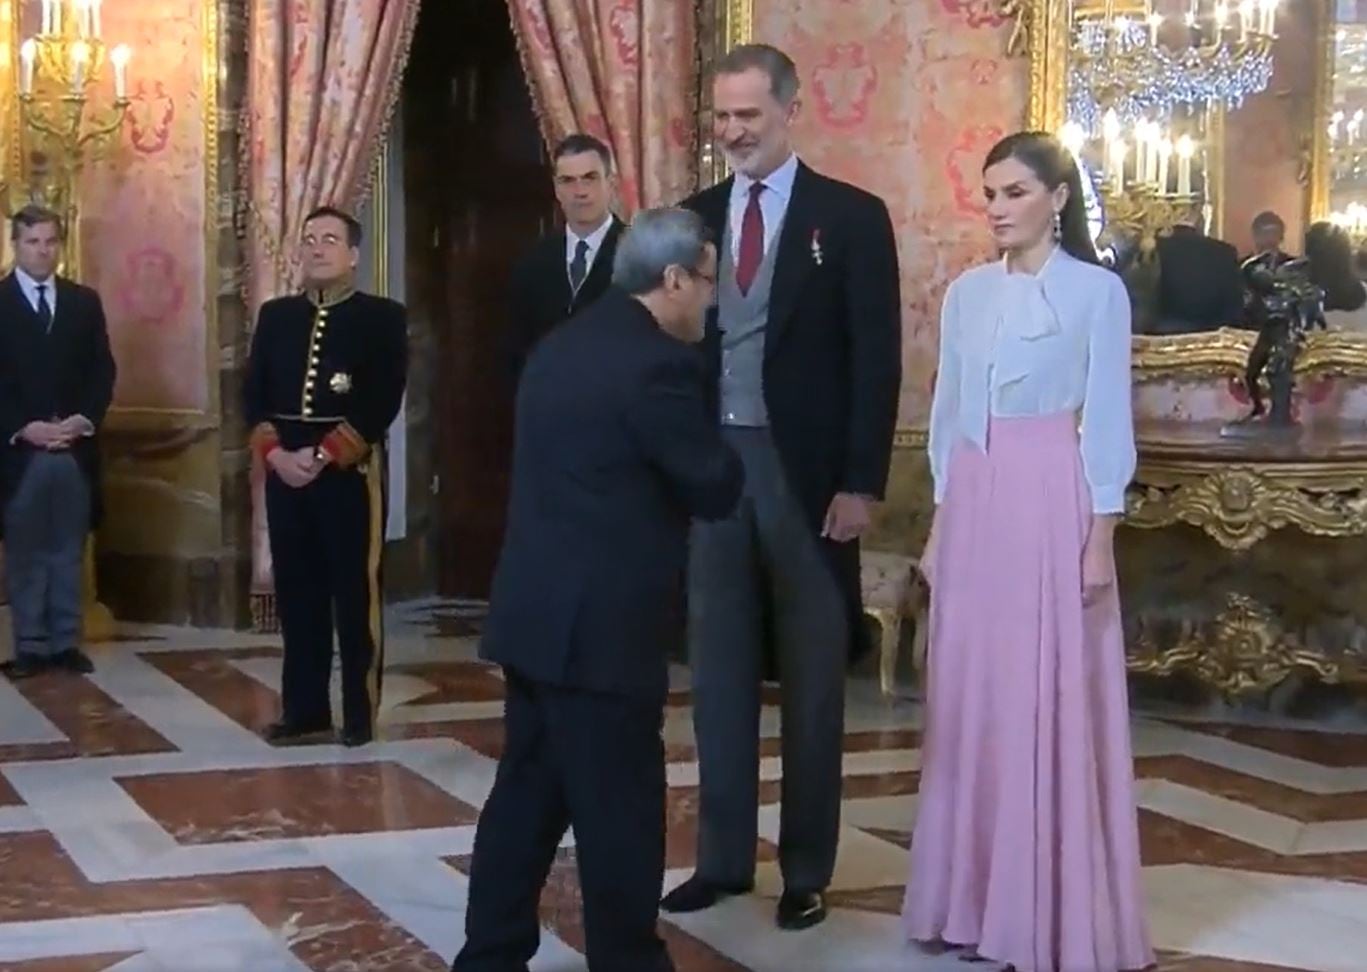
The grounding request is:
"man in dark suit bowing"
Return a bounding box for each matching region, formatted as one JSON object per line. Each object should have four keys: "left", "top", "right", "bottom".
{"left": 0, "top": 205, "right": 116, "bottom": 678}
{"left": 504, "top": 134, "right": 624, "bottom": 383}
{"left": 663, "top": 43, "right": 902, "bottom": 930}
{"left": 454, "top": 208, "right": 742, "bottom": 972}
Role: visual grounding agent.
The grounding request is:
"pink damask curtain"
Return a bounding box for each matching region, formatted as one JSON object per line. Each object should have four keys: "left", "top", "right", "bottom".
{"left": 508, "top": 0, "right": 697, "bottom": 212}
{"left": 244, "top": 0, "right": 420, "bottom": 627}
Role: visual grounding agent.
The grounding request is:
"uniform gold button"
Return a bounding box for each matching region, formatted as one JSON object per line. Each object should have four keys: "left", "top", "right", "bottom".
{"left": 306, "top": 368, "right": 317, "bottom": 378}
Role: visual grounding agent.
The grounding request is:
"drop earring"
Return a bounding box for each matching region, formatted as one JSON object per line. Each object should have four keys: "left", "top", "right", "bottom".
{"left": 1052, "top": 210, "right": 1063, "bottom": 241}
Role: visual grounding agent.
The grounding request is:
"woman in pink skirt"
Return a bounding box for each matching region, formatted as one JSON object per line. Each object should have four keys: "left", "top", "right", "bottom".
{"left": 902, "top": 131, "right": 1155, "bottom": 972}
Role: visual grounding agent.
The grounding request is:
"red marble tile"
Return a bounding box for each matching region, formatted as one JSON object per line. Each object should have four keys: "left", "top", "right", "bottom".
{"left": 1174, "top": 721, "right": 1367, "bottom": 767}
{"left": 667, "top": 685, "right": 784, "bottom": 708}
{"left": 388, "top": 660, "right": 506, "bottom": 705}
{"left": 1, "top": 956, "right": 142, "bottom": 971}
{"left": 447, "top": 850, "right": 752, "bottom": 971}
{"left": 117, "top": 762, "right": 478, "bottom": 843}
{"left": 0, "top": 773, "right": 23, "bottom": 807}
{"left": 0, "top": 832, "right": 447, "bottom": 971}
{"left": 665, "top": 787, "right": 778, "bottom": 871}
{"left": 0, "top": 674, "right": 174, "bottom": 763}
{"left": 860, "top": 826, "right": 913, "bottom": 849}
{"left": 393, "top": 717, "right": 509, "bottom": 757}
{"left": 143, "top": 648, "right": 281, "bottom": 734}
{"left": 1136, "top": 755, "right": 1367, "bottom": 822}
{"left": 1139, "top": 808, "right": 1367, "bottom": 883}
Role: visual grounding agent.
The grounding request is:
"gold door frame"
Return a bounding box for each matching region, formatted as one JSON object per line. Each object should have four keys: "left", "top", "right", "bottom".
{"left": 697, "top": 0, "right": 753, "bottom": 187}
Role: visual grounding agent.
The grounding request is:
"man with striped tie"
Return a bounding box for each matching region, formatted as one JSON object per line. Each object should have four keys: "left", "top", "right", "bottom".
{"left": 504, "top": 134, "right": 624, "bottom": 384}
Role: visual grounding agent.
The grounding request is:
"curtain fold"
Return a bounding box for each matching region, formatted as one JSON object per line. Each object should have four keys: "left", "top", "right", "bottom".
{"left": 243, "top": 0, "right": 420, "bottom": 628}
{"left": 507, "top": 0, "right": 697, "bottom": 213}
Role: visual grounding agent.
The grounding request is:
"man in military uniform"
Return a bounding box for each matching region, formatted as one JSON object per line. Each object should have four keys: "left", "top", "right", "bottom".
{"left": 244, "top": 206, "right": 407, "bottom": 747}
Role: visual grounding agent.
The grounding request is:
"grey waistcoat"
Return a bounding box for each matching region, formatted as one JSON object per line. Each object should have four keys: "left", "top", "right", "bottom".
{"left": 717, "top": 217, "right": 783, "bottom": 427}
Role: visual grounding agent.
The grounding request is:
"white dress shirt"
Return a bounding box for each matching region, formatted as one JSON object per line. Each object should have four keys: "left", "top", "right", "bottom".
{"left": 565, "top": 215, "right": 616, "bottom": 282}
{"left": 728, "top": 152, "right": 799, "bottom": 258}
{"left": 15, "top": 266, "right": 58, "bottom": 316}
{"left": 927, "top": 247, "right": 1136, "bottom": 514}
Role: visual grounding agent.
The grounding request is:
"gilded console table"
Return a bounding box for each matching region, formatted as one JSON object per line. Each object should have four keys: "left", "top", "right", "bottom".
{"left": 1120, "top": 420, "right": 1367, "bottom": 696}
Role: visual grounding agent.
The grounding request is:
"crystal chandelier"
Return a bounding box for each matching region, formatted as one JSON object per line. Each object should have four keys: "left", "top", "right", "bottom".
{"left": 1068, "top": 0, "right": 1279, "bottom": 133}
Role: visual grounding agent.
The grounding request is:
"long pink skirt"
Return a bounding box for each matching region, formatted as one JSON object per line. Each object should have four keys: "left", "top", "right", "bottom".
{"left": 902, "top": 413, "right": 1154, "bottom": 972}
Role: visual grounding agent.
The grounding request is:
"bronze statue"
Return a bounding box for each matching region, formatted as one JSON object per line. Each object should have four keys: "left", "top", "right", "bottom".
{"left": 1235, "top": 254, "right": 1326, "bottom": 427}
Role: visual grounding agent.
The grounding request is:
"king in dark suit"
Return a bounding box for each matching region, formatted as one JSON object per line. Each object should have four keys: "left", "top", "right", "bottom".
{"left": 0, "top": 205, "right": 116, "bottom": 679}
{"left": 243, "top": 206, "right": 407, "bottom": 747}
{"left": 454, "top": 209, "right": 743, "bottom": 972}
{"left": 662, "top": 44, "right": 902, "bottom": 930}
{"left": 504, "top": 134, "right": 625, "bottom": 383}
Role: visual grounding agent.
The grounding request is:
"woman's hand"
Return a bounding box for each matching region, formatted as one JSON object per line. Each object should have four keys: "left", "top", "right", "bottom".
{"left": 1082, "top": 515, "right": 1118, "bottom": 605}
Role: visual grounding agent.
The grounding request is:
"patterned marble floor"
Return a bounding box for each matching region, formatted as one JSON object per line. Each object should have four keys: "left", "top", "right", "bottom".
{"left": 1, "top": 600, "right": 1366, "bottom": 971}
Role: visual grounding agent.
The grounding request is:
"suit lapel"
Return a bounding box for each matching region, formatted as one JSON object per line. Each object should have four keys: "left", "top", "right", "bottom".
{"left": 696, "top": 182, "right": 731, "bottom": 347}
{"left": 1, "top": 272, "right": 44, "bottom": 332}
{"left": 764, "top": 163, "right": 815, "bottom": 351}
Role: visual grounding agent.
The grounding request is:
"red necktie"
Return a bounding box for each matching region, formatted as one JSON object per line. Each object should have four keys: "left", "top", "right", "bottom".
{"left": 736, "top": 183, "right": 765, "bottom": 295}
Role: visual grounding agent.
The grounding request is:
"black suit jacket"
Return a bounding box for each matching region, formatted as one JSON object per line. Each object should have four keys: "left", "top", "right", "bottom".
{"left": 683, "top": 161, "right": 902, "bottom": 659}
{"left": 0, "top": 272, "right": 116, "bottom": 528}
{"left": 504, "top": 217, "right": 625, "bottom": 383}
{"left": 1154, "top": 226, "right": 1245, "bottom": 332}
{"left": 481, "top": 289, "right": 743, "bottom": 699}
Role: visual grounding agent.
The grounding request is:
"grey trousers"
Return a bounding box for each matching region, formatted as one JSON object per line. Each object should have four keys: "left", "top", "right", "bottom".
{"left": 688, "top": 427, "right": 847, "bottom": 892}
{"left": 3, "top": 451, "right": 89, "bottom": 658}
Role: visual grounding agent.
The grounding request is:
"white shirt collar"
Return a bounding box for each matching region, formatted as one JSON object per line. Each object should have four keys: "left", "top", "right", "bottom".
{"left": 566, "top": 215, "right": 615, "bottom": 261}
{"left": 733, "top": 152, "right": 799, "bottom": 204}
{"left": 15, "top": 267, "right": 55, "bottom": 292}
{"left": 1000, "top": 244, "right": 1063, "bottom": 279}
{"left": 14, "top": 267, "right": 57, "bottom": 311}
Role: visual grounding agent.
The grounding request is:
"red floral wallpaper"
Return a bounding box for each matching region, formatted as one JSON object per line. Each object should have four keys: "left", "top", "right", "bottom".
{"left": 755, "top": 0, "right": 1027, "bottom": 427}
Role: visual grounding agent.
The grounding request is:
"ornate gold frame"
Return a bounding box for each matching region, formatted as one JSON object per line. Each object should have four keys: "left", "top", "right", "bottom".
{"left": 1000, "top": 0, "right": 1367, "bottom": 380}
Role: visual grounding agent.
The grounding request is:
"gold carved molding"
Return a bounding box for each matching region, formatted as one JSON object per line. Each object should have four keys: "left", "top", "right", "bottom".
{"left": 1126, "top": 458, "right": 1367, "bottom": 551}
{"left": 1128, "top": 592, "right": 1349, "bottom": 695}
{"left": 1131, "top": 328, "right": 1367, "bottom": 380}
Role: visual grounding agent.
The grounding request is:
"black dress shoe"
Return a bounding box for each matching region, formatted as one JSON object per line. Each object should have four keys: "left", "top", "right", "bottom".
{"left": 2, "top": 654, "right": 48, "bottom": 679}
{"left": 55, "top": 649, "right": 94, "bottom": 674}
{"left": 339, "top": 727, "right": 373, "bottom": 748}
{"left": 261, "top": 719, "right": 332, "bottom": 743}
{"left": 776, "top": 890, "right": 826, "bottom": 930}
{"left": 659, "top": 875, "right": 753, "bottom": 913}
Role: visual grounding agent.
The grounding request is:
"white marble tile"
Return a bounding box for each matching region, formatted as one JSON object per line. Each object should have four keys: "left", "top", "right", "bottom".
{"left": 0, "top": 912, "right": 142, "bottom": 961}
{"left": 842, "top": 794, "right": 918, "bottom": 835}
{"left": 0, "top": 676, "right": 66, "bottom": 745}
{"left": 1147, "top": 864, "right": 1367, "bottom": 972}
{"left": 0, "top": 804, "right": 41, "bottom": 834}
{"left": 663, "top": 897, "right": 967, "bottom": 972}
{"left": 86, "top": 652, "right": 265, "bottom": 753}
{"left": 1292, "top": 817, "right": 1367, "bottom": 855}
{"left": 1140, "top": 780, "right": 1305, "bottom": 854}
{"left": 1157, "top": 725, "right": 1367, "bottom": 793}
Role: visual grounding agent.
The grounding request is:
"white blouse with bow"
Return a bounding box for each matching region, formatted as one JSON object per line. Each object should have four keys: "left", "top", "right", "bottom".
{"left": 927, "top": 247, "right": 1136, "bottom": 514}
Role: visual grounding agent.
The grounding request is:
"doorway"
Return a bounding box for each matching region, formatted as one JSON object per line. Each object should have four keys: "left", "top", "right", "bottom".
{"left": 402, "top": 0, "right": 555, "bottom": 598}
